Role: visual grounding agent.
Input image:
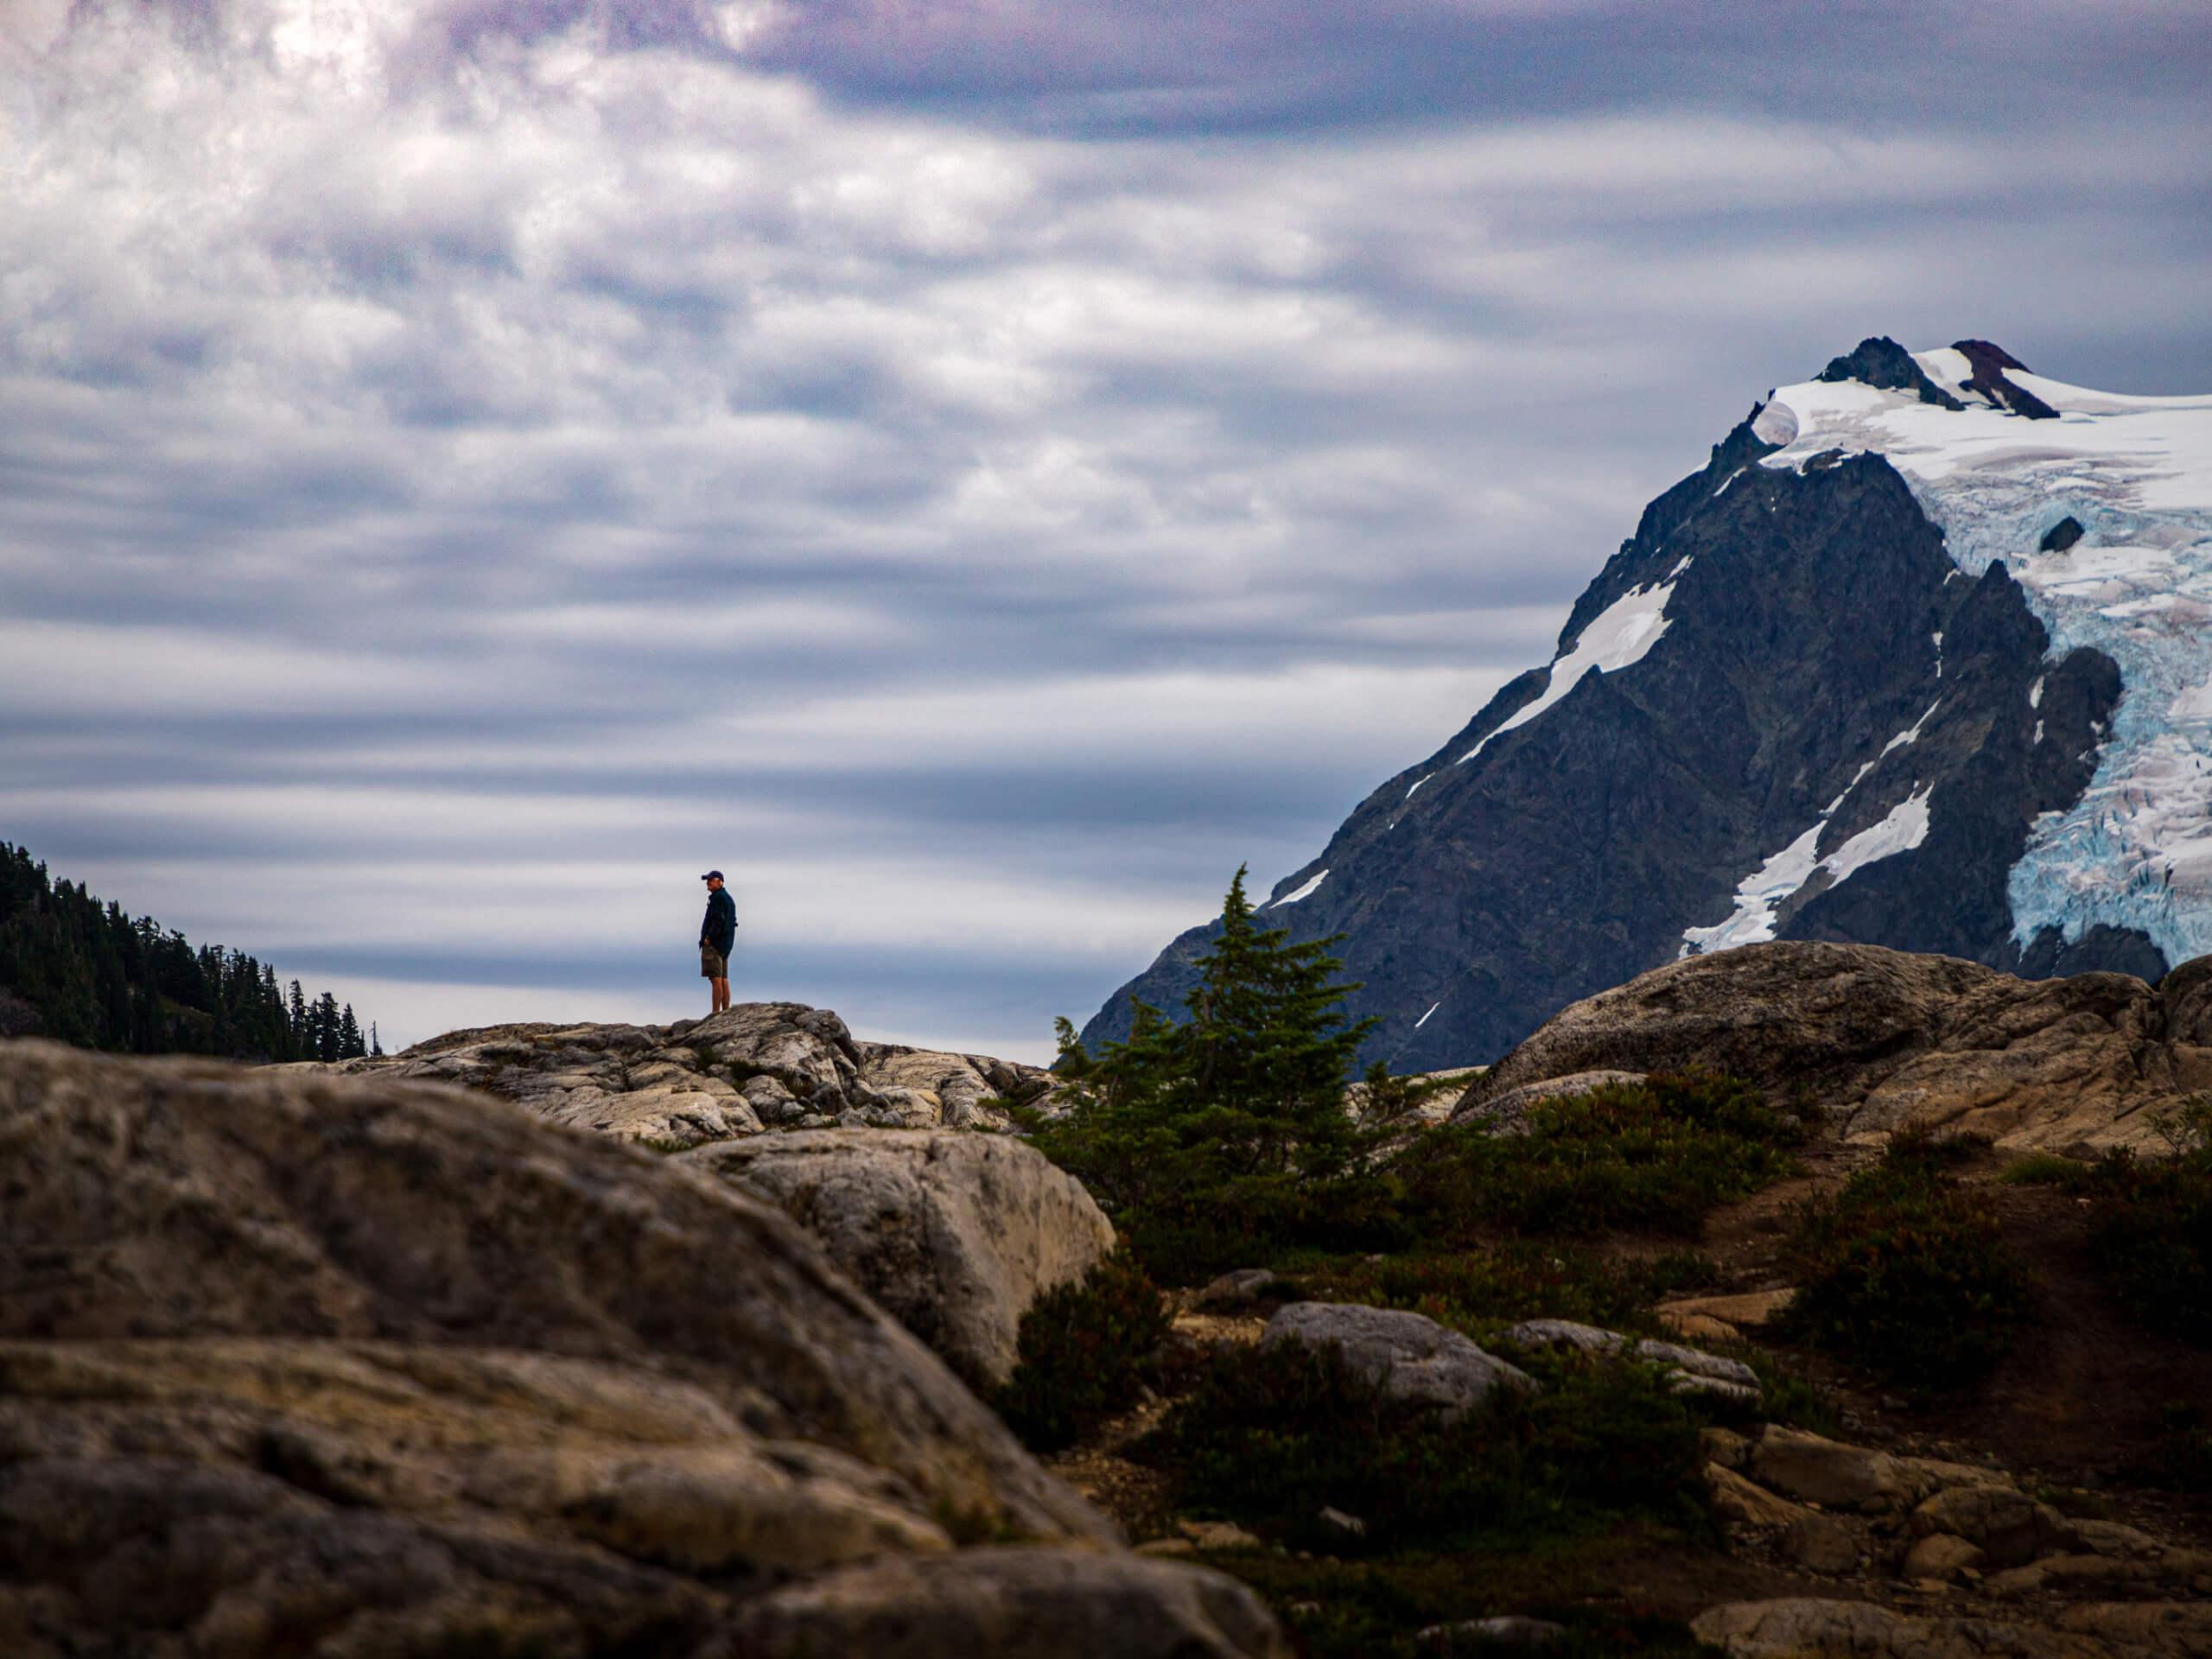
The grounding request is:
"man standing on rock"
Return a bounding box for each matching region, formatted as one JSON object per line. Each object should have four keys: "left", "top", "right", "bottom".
{"left": 699, "top": 870, "right": 736, "bottom": 1014}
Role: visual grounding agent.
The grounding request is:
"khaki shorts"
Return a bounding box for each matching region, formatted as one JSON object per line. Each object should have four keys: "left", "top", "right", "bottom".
{"left": 701, "top": 944, "right": 728, "bottom": 978}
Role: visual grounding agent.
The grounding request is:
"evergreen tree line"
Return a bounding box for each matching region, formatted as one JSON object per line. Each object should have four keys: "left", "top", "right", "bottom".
{"left": 0, "top": 842, "right": 375, "bottom": 1061}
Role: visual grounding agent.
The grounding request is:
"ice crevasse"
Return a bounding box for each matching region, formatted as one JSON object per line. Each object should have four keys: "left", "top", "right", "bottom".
{"left": 1719, "top": 349, "right": 2212, "bottom": 966}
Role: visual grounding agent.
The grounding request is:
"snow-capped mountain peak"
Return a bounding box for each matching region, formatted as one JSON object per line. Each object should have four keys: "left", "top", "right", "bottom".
{"left": 1085, "top": 339, "right": 2209, "bottom": 1073}
{"left": 1752, "top": 343, "right": 2212, "bottom": 968}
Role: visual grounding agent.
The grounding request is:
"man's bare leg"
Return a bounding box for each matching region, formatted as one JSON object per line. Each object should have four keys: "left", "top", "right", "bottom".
{"left": 711, "top": 976, "right": 731, "bottom": 1014}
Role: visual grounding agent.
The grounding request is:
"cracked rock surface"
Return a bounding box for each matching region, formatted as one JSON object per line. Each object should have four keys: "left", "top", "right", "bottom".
{"left": 0, "top": 1039, "right": 1282, "bottom": 1659}
{"left": 301, "top": 1001, "right": 1065, "bottom": 1147}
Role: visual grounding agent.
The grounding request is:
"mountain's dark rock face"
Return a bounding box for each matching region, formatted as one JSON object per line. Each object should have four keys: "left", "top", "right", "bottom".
{"left": 1084, "top": 355, "right": 2150, "bottom": 1072}
{"left": 1815, "top": 335, "right": 1963, "bottom": 410}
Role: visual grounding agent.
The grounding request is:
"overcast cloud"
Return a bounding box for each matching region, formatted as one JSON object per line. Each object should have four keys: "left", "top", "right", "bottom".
{"left": 3, "top": 0, "right": 2207, "bottom": 1057}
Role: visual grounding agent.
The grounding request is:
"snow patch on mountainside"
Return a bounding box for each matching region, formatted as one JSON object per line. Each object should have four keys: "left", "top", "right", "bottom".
{"left": 1681, "top": 728, "right": 1936, "bottom": 958}
{"left": 1826, "top": 786, "right": 1935, "bottom": 884}
{"left": 1752, "top": 360, "right": 2212, "bottom": 966}
{"left": 1459, "top": 577, "right": 1679, "bottom": 764}
{"left": 1271, "top": 868, "right": 1329, "bottom": 907}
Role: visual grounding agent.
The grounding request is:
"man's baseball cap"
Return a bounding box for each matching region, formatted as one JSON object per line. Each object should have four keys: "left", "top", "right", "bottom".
{"left": 701, "top": 870, "right": 725, "bottom": 881}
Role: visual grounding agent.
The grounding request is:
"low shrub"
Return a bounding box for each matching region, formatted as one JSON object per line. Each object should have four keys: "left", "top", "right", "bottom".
{"left": 1217, "top": 1548, "right": 1712, "bottom": 1659}
{"left": 2084, "top": 1154, "right": 2212, "bottom": 1345}
{"left": 2001, "top": 1099, "right": 2212, "bottom": 1347}
{"left": 2082, "top": 1099, "right": 2212, "bottom": 1347}
{"left": 995, "top": 1247, "right": 1172, "bottom": 1452}
{"left": 1116, "top": 1170, "right": 1415, "bottom": 1287}
{"left": 2000, "top": 1152, "right": 2094, "bottom": 1191}
{"left": 1297, "top": 1243, "right": 1663, "bottom": 1335}
{"left": 1783, "top": 1135, "right": 2034, "bottom": 1387}
{"left": 1140, "top": 1336, "right": 1707, "bottom": 1554}
{"left": 1397, "top": 1072, "right": 1806, "bottom": 1240}
{"left": 2142, "top": 1402, "right": 2212, "bottom": 1495}
{"left": 1738, "top": 1352, "right": 1841, "bottom": 1437}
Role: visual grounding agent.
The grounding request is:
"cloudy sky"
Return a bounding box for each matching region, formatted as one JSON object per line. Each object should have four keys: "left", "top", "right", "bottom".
{"left": 3, "top": 0, "right": 2207, "bottom": 1058}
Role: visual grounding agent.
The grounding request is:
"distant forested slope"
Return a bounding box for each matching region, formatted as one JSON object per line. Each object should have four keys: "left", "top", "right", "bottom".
{"left": 0, "top": 842, "right": 371, "bottom": 1060}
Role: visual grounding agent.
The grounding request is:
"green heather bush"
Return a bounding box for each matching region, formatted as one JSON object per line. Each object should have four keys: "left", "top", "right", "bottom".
{"left": 2004, "top": 1098, "right": 2212, "bottom": 1347}
{"left": 2145, "top": 1402, "right": 2212, "bottom": 1495}
{"left": 994, "top": 1247, "right": 1172, "bottom": 1452}
{"left": 1142, "top": 1337, "right": 1707, "bottom": 1554}
{"left": 1116, "top": 1173, "right": 1414, "bottom": 1287}
{"left": 1397, "top": 1071, "right": 1807, "bottom": 1240}
{"left": 2082, "top": 1132, "right": 2212, "bottom": 1347}
{"left": 2000, "top": 1151, "right": 2094, "bottom": 1190}
{"left": 1783, "top": 1135, "right": 2033, "bottom": 1387}
{"left": 1298, "top": 1242, "right": 1666, "bottom": 1334}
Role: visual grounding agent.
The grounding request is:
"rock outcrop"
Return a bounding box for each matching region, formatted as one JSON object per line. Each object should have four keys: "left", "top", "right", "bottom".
{"left": 308, "top": 1001, "right": 1062, "bottom": 1147}
{"left": 1455, "top": 1069, "right": 1644, "bottom": 1136}
{"left": 1692, "top": 1596, "right": 2212, "bottom": 1658}
{"left": 1451, "top": 941, "right": 2212, "bottom": 1152}
{"left": 1689, "top": 1427, "right": 2212, "bottom": 1647}
{"left": 702, "top": 1546, "right": 1287, "bottom": 1659}
{"left": 1260, "top": 1304, "right": 1532, "bottom": 1421}
{"left": 0, "top": 1039, "right": 1282, "bottom": 1658}
{"left": 676, "top": 1130, "right": 1116, "bottom": 1390}
{"left": 1499, "top": 1319, "right": 1760, "bottom": 1405}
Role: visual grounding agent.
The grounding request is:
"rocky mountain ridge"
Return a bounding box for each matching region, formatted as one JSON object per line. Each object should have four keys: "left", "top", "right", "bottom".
{"left": 1085, "top": 338, "right": 2212, "bottom": 1073}
{"left": 302, "top": 1001, "right": 1063, "bottom": 1147}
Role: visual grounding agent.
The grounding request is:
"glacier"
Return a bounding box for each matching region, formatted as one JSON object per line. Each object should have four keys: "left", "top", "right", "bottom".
{"left": 1745, "top": 353, "right": 2212, "bottom": 967}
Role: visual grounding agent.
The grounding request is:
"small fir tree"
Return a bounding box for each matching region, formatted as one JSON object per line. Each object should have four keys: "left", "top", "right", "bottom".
{"left": 1036, "top": 867, "right": 1378, "bottom": 1218}
{"left": 337, "top": 1003, "right": 365, "bottom": 1059}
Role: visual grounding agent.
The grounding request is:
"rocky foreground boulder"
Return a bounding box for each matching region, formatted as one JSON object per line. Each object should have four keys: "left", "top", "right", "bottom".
{"left": 1452, "top": 941, "right": 2212, "bottom": 1153}
{"left": 308, "top": 1001, "right": 1062, "bottom": 1147}
{"left": 0, "top": 1039, "right": 1282, "bottom": 1658}
{"left": 677, "top": 1130, "right": 1116, "bottom": 1391}
{"left": 1261, "top": 1304, "right": 1534, "bottom": 1421}
{"left": 1693, "top": 1427, "right": 2212, "bottom": 1651}
{"left": 1692, "top": 1595, "right": 2212, "bottom": 1658}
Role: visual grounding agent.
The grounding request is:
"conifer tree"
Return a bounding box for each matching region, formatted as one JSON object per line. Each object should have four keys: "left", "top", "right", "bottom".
{"left": 1039, "top": 866, "right": 1377, "bottom": 1217}
{"left": 337, "top": 1003, "right": 364, "bottom": 1059}
{"left": 0, "top": 842, "right": 378, "bottom": 1061}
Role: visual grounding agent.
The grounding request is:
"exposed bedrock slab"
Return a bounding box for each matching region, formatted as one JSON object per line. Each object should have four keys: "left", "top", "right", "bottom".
{"left": 1745, "top": 1426, "right": 2030, "bottom": 1528}
{"left": 676, "top": 1129, "right": 1116, "bottom": 1391}
{"left": 300, "top": 1001, "right": 1064, "bottom": 1147}
{"left": 1451, "top": 940, "right": 2212, "bottom": 1152}
{"left": 1499, "top": 1319, "right": 1759, "bottom": 1405}
{"left": 0, "top": 1039, "right": 1276, "bottom": 1658}
{"left": 1690, "top": 1597, "right": 2139, "bottom": 1659}
{"left": 1261, "top": 1304, "right": 1532, "bottom": 1421}
{"left": 702, "top": 1547, "right": 1288, "bottom": 1659}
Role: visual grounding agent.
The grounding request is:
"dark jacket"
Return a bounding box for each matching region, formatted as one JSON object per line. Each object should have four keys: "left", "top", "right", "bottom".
{"left": 701, "top": 887, "right": 737, "bottom": 956}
